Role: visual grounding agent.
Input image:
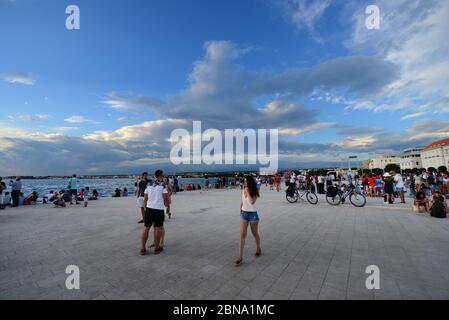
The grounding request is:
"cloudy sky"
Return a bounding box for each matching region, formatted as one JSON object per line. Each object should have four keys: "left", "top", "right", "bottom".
{"left": 1, "top": 0, "right": 448, "bottom": 175}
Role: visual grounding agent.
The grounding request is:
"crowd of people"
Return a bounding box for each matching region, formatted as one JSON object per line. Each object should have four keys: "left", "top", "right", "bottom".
{"left": 2, "top": 169, "right": 447, "bottom": 218}
{"left": 278, "top": 168, "right": 448, "bottom": 218}
{"left": 112, "top": 187, "right": 129, "bottom": 198}
{"left": 0, "top": 177, "right": 41, "bottom": 209}
{"left": 0, "top": 174, "right": 100, "bottom": 209}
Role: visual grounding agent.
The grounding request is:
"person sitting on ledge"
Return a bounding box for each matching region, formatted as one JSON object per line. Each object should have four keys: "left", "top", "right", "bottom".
{"left": 414, "top": 191, "right": 430, "bottom": 213}
{"left": 430, "top": 192, "right": 447, "bottom": 218}
{"left": 77, "top": 188, "right": 85, "bottom": 202}
{"left": 112, "top": 188, "right": 121, "bottom": 197}
{"left": 122, "top": 188, "right": 129, "bottom": 197}
{"left": 0, "top": 179, "right": 6, "bottom": 209}
{"left": 43, "top": 191, "right": 55, "bottom": 204}
{"left": 53, "top": 192, "right": 66, "bottom": 208}
{"left": 24, "top": 191, "right": 39, "bottom": 205}
{"left": 89, "top": 189, "right": 99, "bottom": 200}
{"left": 61, "top": 190, "right": 73, "bottom": 204}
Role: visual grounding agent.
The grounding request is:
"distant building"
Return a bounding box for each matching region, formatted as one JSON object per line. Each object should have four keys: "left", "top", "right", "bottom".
{"left": 362, "top": 160, "right": 370, "bottom": 170}
{"left": 368, "top": 155, "right": 400, "bottom": 170}
{"left": 399, "top": 147, "right": 423, "bottom": 170}
{"left": 421, "top": 138, "right": 449, "bottom": 169}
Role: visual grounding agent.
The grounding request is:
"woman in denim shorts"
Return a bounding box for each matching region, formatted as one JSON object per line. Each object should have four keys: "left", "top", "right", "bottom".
{"left": 235, "top": 176, "right": 261, "bottom": 266}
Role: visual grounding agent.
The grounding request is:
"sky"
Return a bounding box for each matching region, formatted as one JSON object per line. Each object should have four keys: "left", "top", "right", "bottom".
{"left": 1, "top": 0, "right": 448, "bottom": 175}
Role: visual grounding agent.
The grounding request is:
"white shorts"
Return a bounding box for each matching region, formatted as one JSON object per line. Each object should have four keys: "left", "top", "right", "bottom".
{"left": 137, "top": 197, "right": 145, "bottom": 208}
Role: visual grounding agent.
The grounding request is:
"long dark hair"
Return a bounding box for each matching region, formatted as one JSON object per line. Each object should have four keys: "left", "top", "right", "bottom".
{"left": 416, "top": 191, "right": 425, "bottom": 200}
{"left": 244, "top": 176, "right": 260, "bottom": 199}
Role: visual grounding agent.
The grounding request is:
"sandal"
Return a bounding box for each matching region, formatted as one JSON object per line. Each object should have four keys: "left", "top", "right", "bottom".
{"left": 255, "top": 248, "right": 262, "bottom": 257}
{"left": 154, "top": 247, "right": 164, "bottom": 255}
{"left": 140, "top": 249, "right": 147, "bottom": 256}
{"left": 235, "top": 258, "right": 243, "bottom": 266}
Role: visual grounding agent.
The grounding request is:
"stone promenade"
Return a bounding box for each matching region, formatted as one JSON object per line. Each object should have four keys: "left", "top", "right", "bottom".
{"left": 1, "top": 188, "right": 448, "bottom": 300}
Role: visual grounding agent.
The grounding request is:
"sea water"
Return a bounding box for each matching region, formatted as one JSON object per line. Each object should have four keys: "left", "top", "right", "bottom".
{"left": 3, "top": 177, "right": 219, "bottom": 199}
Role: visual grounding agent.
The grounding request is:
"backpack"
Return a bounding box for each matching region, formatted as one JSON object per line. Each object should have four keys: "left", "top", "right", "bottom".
{"left": 287, "top": 184, "right": 296, "bottom": 197}
{"left": 431, "top": 201, "right": 447, "bottom": 218}
{"left": 327, "top": 185, "right": 338, "bottom": 197}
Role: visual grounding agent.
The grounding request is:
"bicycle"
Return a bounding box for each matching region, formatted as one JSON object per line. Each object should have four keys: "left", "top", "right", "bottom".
{"left": 286, "top": 184, "right": 318, "bottom": 205}
{"left": 326, "top": 184, "right": 366, "bottom": 207}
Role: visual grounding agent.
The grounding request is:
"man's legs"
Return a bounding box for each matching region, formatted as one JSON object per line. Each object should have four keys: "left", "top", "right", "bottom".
{"left": 153, "top": 227, "right": 162, "bottom": 249}
{"left": 160, "top": 227, "right": 165, "bottom": 247}
{"left": 11, "top": 190, "right": 19, "bottom": 207}
{"left": 73, "top": 190, "right": 80, "bottom": 204}
{"left": 141, "top": 226, "right": 150, "bottom": 251}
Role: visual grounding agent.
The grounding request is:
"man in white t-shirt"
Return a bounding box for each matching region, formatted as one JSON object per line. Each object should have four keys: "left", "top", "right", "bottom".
{"left": 392, "top": 171, "right": 405, "bottom": 204}
{"left": 140, "top": 170, "right": 169, "bottom": 255}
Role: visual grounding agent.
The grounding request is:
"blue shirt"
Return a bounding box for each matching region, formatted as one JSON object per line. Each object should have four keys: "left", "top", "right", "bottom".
{"left": 9, "top": 181, "right": 22, "bottom": 191}
{"left": 68, "top": 177, "right": 78, "bottom": 190}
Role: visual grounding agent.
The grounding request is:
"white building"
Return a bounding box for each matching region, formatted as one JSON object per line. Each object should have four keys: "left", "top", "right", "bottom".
{"left": 399, "top": 147, "right": 423, "bottom": 170}
{"left": 368, "top": 155, "right": 400, "bottom": 170}
{"left": 421, "top": 138, "right": 449, "bottom": 169}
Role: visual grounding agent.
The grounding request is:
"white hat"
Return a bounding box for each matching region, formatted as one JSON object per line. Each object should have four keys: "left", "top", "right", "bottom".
{"left": 383, "top": 173, "right": 391, "bottom": 177}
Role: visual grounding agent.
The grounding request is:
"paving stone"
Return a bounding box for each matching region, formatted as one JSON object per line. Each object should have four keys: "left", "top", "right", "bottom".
{"left": 1, "top": 188, "right": 448, "bottom": 300}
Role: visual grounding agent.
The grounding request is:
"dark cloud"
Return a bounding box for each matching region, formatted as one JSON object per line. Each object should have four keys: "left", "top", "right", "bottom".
{"left": 104, "top": 42, "right": 399, "bottom": 132}
{"left": 0, "top": 41, "right": 405, "bottom": 175}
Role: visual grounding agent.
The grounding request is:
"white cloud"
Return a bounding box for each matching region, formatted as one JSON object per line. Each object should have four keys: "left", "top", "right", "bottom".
{"left": 103, "top": 41, "right": 397, "bottom": 134}
{"left": 0, "top": 72, "right": 35, "bottom": 85}
{"left": 346, "top": 0, "right": 449, "bottom": 115}
{"left": 64, "top": 116, "right": 100, "bottom": 124}
{"left": 334, "top": 136, "right": 377, "bottom": 149}
{"left": 275, "top": 0, "right": 332, "bottom": 41}
{"left": 279, "top": 122, "right": 337, "bottom": 136}
{"left": 400, "top": 112, "right": 426, "bottom": 121}
{"left": 9, "top": 114, "right": 49, "bottom": 122}
{"left": 117, "top": 117, "right": 137, "bottom": 122}
{"left": 102, "top": 92, "right": 163, "bottom": 115}
{"left": 51, "top": 126, "right": 79, "bottom": 133}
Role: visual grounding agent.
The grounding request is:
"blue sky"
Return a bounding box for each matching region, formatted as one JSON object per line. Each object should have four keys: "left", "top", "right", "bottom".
{"left": 1, "top": 0, "right": 448, "bottom": 175}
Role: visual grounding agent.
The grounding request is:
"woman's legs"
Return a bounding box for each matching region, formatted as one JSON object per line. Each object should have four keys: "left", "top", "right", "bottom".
{"left": 389, "top": 192, "right": 395, "bottom": 204}
{"left": 249, "top": 221, "right": 261, "bottom": 254}
{"left": 425, "top": 201, "right": 431, "bottom": 213}
{"left": 237, "top": 220, "right": 249, "bottom": 261}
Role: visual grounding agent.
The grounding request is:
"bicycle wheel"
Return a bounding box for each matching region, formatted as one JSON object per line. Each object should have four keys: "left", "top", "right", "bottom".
{"left": 286, "top": 191, "right": 298, "bottom": 203}
{"left": 326, "top": 193, "right": 341, "bottom": 205}
{"left": 349, "top": 192, "right": 366, "bottom": 207}
{"left": 306, "top": 192, "right": 318, "bottom": 205}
